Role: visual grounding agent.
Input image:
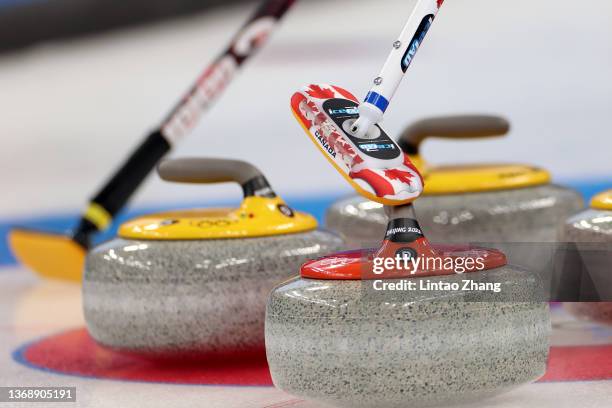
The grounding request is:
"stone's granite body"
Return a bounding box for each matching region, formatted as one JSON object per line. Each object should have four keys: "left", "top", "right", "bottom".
{"left": 266, "top": 266, "right": 550, "bottom": 408}
{"left": 83, "top": 230, "right": 344, "bottom": 358}
{"left": 561, "top": 208, "right": 612, "bottom": 324}
{"left": 562, "top": 209, "right": 612, "bottom": 243}
{"left": 326, "top": 185, "right": 583, "bottom": 267}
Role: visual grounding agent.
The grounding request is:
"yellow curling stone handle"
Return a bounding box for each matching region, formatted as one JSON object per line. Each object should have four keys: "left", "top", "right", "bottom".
{"left": 119, "top": 158, "right": 317, "bottom": 240}
{"left": 398, "top": 115, "right": 550, "bottom": 194}
{"left": 591, "top": 189, "right": 612, "bottom": 211}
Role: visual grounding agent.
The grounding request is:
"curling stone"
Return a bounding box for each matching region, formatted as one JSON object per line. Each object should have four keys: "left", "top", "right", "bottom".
{"left": 326, "top": 115, "right": 584, "bottom": 276}
{"left": 266, "top": 205, "right": 550, "bottom": 408}
{"left": 560, "top": 189, "right": 612, "bottom": 325}
{"left": 83, "top": 158, "right": 344, "bottom": 358}
{"left": 274, "top": 78, "right": 549, "bottom": 406}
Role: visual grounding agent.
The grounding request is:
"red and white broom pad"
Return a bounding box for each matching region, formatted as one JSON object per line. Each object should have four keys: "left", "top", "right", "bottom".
{"left": 291, "top": 84, "right": 424, "bottom": 205}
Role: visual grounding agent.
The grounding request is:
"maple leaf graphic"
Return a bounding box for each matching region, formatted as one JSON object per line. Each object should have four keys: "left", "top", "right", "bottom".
{"left": 350, "top": 169, "right": 394, "bottom": 197}
{"left": 402, "top": 155, "right": 424, "bottom": 185}
{"left": 384, "top": 169, "right": 414, "bottom": 185}
{"left": 352, "top": 155, "right": 364, "bottom": 166}
{"left": 332, "top": 86, "right": 358, "bottom": 102}
{"left": 306, "top": 84, "right": 335, "bottom": 99}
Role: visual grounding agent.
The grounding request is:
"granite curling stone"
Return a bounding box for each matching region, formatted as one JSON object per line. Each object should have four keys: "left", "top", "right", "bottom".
{"left": 266, "top": 205, "right": 551, "bottom": 408}
{"left": 326, "top": 115, "right": 584, "bottom": 276}
{"left": 560, "top": 189, "right": 612, "bottom": 325}
{"left": 83, "top": 157, "right": 344, "bottom": 358}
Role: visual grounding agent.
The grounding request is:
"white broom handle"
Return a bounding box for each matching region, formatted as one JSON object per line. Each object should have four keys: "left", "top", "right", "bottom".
{"left": 351, "top": 0, "right": 443, "bottom": 138}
